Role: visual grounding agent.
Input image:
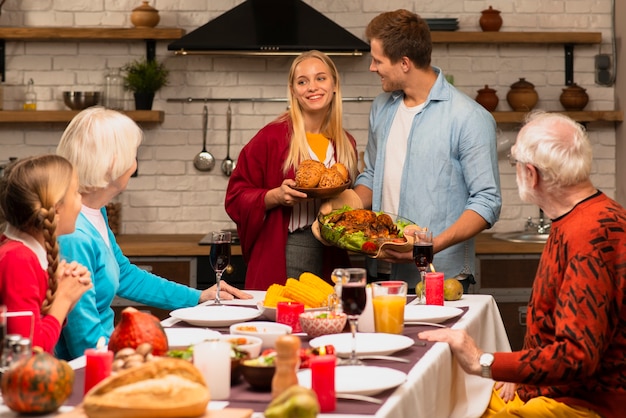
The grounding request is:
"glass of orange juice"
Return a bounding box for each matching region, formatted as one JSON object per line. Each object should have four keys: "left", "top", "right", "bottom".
{"left": 371, "top": 281, "right": 408, "bottom": 334}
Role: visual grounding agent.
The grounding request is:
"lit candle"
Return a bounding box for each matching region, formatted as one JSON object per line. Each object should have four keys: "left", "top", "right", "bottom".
{"left": 276, "top": 301, "right": 304, "bottom": 333}
{"left": 425, "top": 272, "right": 444, "bottom": 306}
{"left": 193, "top": 340, "right": 231, "bottom": 400}
{"left": 310, "top": 354, "right": 336, "bottom": 412}
{"left": 83, "top": 348, "right": 113, "bottom": 394}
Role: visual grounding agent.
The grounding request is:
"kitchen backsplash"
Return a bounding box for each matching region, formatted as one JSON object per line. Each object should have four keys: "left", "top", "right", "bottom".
{"left": 0, "top": 0, "right": 617, "bottom": 235}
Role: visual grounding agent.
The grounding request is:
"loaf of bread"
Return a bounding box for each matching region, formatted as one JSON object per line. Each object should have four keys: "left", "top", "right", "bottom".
{"left": 83, "top": 358, "right": 210, "bottom": 418}
{"left": 318, "top": 168, "right": 345, "bottom": 188}
{"left": 295, "top": 160, "right": 325, "bottom": 188}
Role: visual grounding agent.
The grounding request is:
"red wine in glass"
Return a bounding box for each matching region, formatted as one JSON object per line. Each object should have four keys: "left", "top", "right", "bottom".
{"left": 340, "top": 284, "right": 367, "bottom": 316}
{"left": 209, "top": 231, "right": 231, "bottom": 305}
{"left": 413, "top": 244, "right": 434, "bottom": 270}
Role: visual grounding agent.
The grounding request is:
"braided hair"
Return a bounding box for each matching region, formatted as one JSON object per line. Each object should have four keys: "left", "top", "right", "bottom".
{"left": 0, "top": 155, "right": 74, "bottom": 314}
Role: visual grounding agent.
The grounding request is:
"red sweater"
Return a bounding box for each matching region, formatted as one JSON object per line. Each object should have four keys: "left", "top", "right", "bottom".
{"left": 0, "top": 236, "right": 62, "bottom": 353}
{"left": 491, "top": 192, "right": 626, "bottom": 418}
{"left": 225, "top": 119, "right": 355, "bottom": 290}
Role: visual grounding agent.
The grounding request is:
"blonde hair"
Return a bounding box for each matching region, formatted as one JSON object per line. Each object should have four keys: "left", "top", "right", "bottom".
{"left": 281, "top": 50, "right": 358, "bottom": 181}
{"left": 57, "top": 107, "right": 143, "bottom": 192}
{"left": 0, "top": 155, "right": 74, "bottom": 314}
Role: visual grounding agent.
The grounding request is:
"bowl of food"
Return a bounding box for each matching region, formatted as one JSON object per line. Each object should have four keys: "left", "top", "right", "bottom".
{"left": 299, "top": 311, "right": 347, "bottom": 338}
{"left": 230, "top": 321, "right": 292, "bottom": 349}
{"left": 239, "top": 351, "right": 276, "bottom": 391}
{"left": 63, "top": 91, "right": 101, "bottom": 110}
{"left": 216, "top": 334, "right": 263, "bottom": 359}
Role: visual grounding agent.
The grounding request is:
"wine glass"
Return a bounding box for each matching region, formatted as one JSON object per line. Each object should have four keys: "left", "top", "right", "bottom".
{"left": 339, "top": 268, "right": 367, "bottom": 365}
{"left": 413, "top": 229, "right": 433, "bottom": 304}
{"left": 209, "top": 231, "right": 231, "bottom": 305}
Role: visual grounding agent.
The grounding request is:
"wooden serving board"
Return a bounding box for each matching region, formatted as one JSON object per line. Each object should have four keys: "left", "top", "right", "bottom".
{"left": 57, "top": 406, "right": 254, "bottom": 418}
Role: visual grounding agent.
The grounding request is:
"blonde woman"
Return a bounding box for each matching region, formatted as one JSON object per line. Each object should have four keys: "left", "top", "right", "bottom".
{"left": 0, "top": 155, "right": 92, "bottom": 353}
{"left": 226, "top": 50, "right": 359, "bottom": 290}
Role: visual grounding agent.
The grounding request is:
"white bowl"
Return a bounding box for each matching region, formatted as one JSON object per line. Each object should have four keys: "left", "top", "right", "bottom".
{"left": 215, "top": 334, "right": 263, "bottom": 359}
{"left": 230, "top": 321, "right": 292, "bottom": 349}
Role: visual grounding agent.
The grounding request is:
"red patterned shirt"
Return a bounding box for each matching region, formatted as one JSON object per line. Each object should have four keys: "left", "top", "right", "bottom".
{"left": 492, "top": 192, "right": 626, "bottom": 418}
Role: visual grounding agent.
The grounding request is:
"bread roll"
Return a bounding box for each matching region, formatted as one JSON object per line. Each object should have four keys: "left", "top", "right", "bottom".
{"left": 295, "top": 160, "right": 325, "bottom": 188}
{"left": 330, "top": 162, "right": 349, "bottom": 182}
{"left": 318, "top": 168, "right": 345, "bottom": 188}
{"left": 83, "top": 358, "right": 209, "bottom": 418}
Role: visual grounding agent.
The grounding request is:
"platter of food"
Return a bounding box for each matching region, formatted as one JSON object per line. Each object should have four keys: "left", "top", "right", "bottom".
{"left": 292, "top": 159, "right": 351, "bottom": 199}
{"left": 314, "top": 206, "right": 417, "bottom": 257}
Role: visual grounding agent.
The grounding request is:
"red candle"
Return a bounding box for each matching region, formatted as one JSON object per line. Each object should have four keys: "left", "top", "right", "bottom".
{"left": 310, "top": 354, "right": 336, "bottom": 412}
{"left": 276, "top": 301, "right": 304, "bottom": 333}
{"left": 84, "top": 349, "right": 113, "bottom": 395}
{"left": 425, "top": 272, "right": 444, "bottom": 306}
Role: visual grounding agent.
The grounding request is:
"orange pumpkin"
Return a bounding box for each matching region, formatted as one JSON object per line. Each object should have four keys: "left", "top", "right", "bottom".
{"left": 0, "top": 348, "right": 74, "bottom": 414}
{"left": 108, "top": 306, "right": 168, "bottom": 355}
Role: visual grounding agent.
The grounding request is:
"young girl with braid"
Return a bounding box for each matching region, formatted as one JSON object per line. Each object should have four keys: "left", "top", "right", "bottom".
{"left": 0, "top": 155, "right": 92, "bottom": 353}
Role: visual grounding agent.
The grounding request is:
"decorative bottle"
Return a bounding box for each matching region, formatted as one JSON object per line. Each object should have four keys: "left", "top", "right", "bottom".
{"left": 24, "top": 78, "right": 37, "bottom": 111}
{"left": 104, "top": 69, "right": 124, "bottom": 110}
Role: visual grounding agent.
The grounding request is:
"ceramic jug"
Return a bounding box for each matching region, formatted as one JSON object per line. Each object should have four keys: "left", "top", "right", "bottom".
{"left": 479, "top": 6, "right": 503, "bottom": 32}
{"left": 559, "top": 83, "right": 589, "bottom": 111}
{"left": 506, "top": 78, "right": 538, "bottom": 111}
{"left": 130, "top": 1, "right": 160, "bottom": 28}
{"left": 476, "top": 85, "right": 499, "bottom": 111}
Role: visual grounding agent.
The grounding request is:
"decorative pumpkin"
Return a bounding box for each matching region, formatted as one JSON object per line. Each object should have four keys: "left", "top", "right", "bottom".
{"left": 108, "top": 306, "right": 168, "bottom": 356}
{"left": 0, "top": 347, "right": 74, "bottom": 414}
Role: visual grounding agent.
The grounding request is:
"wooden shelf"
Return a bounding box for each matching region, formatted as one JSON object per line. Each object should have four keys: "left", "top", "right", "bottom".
{"left": 0, "top": 110, "right": 164, "bottom": 123}
{"left": 492, "top": 110, "right": 623, "bottom": 124}
{"left": 431, "top": 31, "right": 601, "bottom": 44}
{"left": 0, "top": 27, "right": 185, "bottom": 40}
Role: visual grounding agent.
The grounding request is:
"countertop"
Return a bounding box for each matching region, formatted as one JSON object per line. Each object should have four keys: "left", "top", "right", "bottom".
{"left": 115, "top": 233, "right": 544, "bottom": 257}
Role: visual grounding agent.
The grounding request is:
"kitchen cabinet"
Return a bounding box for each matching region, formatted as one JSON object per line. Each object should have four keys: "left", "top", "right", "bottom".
{"left": 475, "top": 254, "right": 540, "bottom": 350}
{"left": 0, "top": 27, "right": 184, "bottom": 123}
{"left": 112, "top": 257, "right": 197, "bottom": 322}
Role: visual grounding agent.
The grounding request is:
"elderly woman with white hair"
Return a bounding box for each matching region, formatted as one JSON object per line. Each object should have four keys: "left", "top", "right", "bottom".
{"left": 55, "top": 107, "right": 250, "bottom": 360}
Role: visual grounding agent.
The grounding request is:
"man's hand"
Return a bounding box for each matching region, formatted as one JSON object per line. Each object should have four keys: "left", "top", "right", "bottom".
{"left": 319, "top": 189, "right": 363, "bottom": 215}
{"left": 417, "top": 328, "right": 483, "bottom": 376}
{"left": 199, "top": 281, "right": 253, "bottom": 303}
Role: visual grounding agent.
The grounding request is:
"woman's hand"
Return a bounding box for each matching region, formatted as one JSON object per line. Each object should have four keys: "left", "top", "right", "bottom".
{"left": 494, "top": 381, "right": 517, "bottom": 403}
{"left": 51, "top": 260, "right": 93, "bottom": 318}
{"left": 264, "top": 179, "right": 308, "bottom": 209}
{"left": 198, "top": 280, "right": 253, "bottom": 303}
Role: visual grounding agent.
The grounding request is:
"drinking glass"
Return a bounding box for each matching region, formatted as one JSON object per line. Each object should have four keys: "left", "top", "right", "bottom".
{"left": 413, "top": 229, "right": 433, "bottom": 304}
{"left": 338, "top": 268, "right": 367, "bottom": 365}
{"left": 209, "top": 231, "right": 231, "bottom": 305}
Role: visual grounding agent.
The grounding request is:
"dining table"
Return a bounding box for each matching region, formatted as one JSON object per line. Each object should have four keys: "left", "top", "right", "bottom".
{"left": 0, "top": 293, "right": 511, "bottom": 418}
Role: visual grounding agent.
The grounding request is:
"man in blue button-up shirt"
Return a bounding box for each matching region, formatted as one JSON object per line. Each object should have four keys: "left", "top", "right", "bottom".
{"left": 353, "top": 9, "right": 502, "bottom": 288}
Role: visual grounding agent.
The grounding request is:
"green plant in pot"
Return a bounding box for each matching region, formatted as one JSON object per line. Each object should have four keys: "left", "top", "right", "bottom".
{"left": 122, "top": 58, "right": 169, "bottom": 110}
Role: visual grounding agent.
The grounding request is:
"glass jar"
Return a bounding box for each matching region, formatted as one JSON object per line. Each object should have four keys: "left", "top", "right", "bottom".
{"left": 104, "top": 69, "right": 124, "bottom": 110}
{"left": 23, "top": 78, "right": 37, "bottom": 111}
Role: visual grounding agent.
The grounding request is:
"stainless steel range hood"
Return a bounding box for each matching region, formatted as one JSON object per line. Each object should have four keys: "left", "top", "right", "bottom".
{"left": 168, "top": 0, "right": 369, "bottom": 57}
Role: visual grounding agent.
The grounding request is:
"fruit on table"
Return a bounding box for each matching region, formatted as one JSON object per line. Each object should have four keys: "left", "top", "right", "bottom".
{"left": 444, "top": 278, "right": 464, "bottom": 301}
{"left": 265, "top": 384, "right": 320, "bottom": 418}
{"left": 0, "top": 347, "right": 74, "bottom": 414}
{"left": 108, "top": 306, "right": 168, "bottom": 356}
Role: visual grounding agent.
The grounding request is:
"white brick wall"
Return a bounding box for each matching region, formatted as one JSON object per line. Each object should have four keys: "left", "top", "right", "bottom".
{"left": 0, "top": 0, "right": 617, "bottom": 235}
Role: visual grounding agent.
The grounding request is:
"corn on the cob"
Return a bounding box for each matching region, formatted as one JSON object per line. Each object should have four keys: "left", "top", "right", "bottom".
{"left": 264, "top": 284, "right": 288, "bottom": 307}
{"left": 299, "top": 272, "right": 335, "bottom": 296}
{"left": 284, "top": 278, "right": 328, "bottom": 308}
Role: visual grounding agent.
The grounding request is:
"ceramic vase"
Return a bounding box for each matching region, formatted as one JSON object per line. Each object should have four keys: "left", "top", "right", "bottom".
{"left": 476, "top": 85, "right": 499, "bottom": 111}
{"left": 130, "top": 1, "right": 160, "bottom": 28}
{"left": 559, "top": 83, "right": 589, "bottom": 111}
{"left": 479, "top": 6, "right": 503, "bottom": 32}
{"left": 506, "top": 78, "right": 538, "bottom": 111}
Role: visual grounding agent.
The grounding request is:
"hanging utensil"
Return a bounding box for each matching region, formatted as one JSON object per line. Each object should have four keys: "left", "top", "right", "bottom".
{"left": 193, "top": 105, "right": 215, "bottom": 172}
{"left": 221, "top": 102, "right": 236, "bottom": 176}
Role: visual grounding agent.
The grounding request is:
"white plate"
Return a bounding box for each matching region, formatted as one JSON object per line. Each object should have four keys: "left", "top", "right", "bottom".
{"left": 297, "top": 366, "right": 406, "bottom": 396}
{"left": 257, "top": 302, "right": 327, "bottom": 321}
{"left": 309, "top": 333, "right": 414, "bottom": 357}
{"left": 403, "top": 305, "right": 463, "bottom": 324}
{"left": 169, "top": 305, "right": 262, "bottom": 327}
{"left": 164, "top": 327, "right": 221, "bottom": 349}
{"left": 203, "top": 290, "right": 267, "bottom": 307}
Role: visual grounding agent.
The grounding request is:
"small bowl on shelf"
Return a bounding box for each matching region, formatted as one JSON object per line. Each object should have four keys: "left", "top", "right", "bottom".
{"left": 299, "top": 311, "right": 347, "bottom": 338}
{"left": 63, "top": 91, "right": 101, "bottom": 110}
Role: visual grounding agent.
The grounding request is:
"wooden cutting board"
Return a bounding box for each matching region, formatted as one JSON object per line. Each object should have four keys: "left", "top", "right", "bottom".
{"left": 57, "top": 406, "right": 254, "bottom": 418}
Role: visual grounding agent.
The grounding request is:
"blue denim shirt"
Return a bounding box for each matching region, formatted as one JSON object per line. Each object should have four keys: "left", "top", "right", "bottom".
{"left": 355, "top": 67, "right": 501, "bottom": 286}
